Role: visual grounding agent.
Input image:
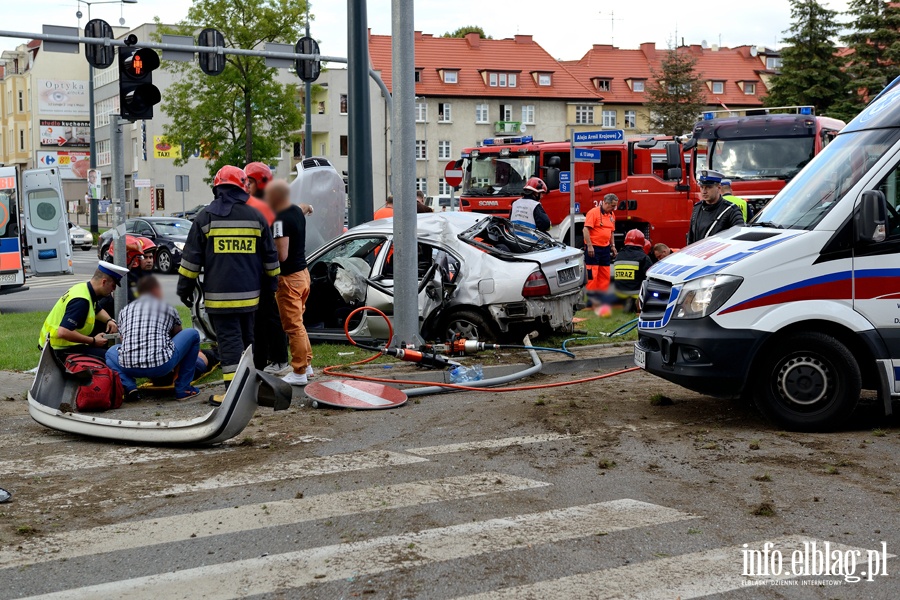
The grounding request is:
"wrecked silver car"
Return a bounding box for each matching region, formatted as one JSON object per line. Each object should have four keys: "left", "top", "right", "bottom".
{"left": 302, "top": 213, "right": 584, "bottom": 342}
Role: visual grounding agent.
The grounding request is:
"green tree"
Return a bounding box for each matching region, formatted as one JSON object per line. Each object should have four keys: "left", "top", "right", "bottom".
{"left": 442, "top": 26, "right": 492, "bottom": 39}
{"left": 765, "top": 0, "right": 846, "bottom": 114}
{"left": 834, "top": 0, "right": 900, "bottom": 120}
{"left": 647, "top": 46, "right": 705, "bottom": 136}
{"left": 154, "top": 0, "right": 306, "bottom": 180}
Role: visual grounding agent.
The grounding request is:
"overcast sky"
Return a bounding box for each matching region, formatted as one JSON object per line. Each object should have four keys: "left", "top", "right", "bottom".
{"left": 7, "top": 0, "right": 852, "bottom": 61}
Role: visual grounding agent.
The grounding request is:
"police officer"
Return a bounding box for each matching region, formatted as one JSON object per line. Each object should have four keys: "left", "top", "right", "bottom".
{"left": 720, "top": 179, "right": 749, "bottom": 222}
{"left": 39, "top": 261, "right": 127, "bottom": 360}
{"left": 688, "top": 170, "right": 745, "bottom": 244}
{"left": 177, "top": 165, "right": 280, "bottom": 405}
{"left": 510, "top": 177, "right": 551, "bottom": 232}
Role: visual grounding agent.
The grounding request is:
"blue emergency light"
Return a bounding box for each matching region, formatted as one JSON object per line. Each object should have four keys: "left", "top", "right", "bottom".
{"left": 799, "top": 106, "right": 813, "bottom": 115}
{"left": 482, "top": 135, "right": 533, "bottom": 146}
{"left": 703, "top": 112, "right": 715, "bottom": 120}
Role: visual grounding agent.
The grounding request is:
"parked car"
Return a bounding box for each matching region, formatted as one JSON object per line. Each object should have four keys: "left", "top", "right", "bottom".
{"left": 172, "top": 204, "right": 208, "bottom": 221}
{"left": 98, "top": 217, "right": 191, "bottom": 274}
{"left": 68, "top": 222, "right": 93, "bottom": 251}
{"left": 299, "top": 213, "right": 584, "bottom": 342}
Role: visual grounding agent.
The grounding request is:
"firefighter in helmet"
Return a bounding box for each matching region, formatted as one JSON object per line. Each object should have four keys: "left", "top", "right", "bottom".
{"left": 98, "top": 235, "right": 158, "bottom": 315}
{"left": 509, "top": 177, "right": 551, "bottom": 233}
{"left": 612, "top": 229, "right": 654, "bottom": 313}
{"left": 176, "top": 165, "right": 280, "bottom": 405}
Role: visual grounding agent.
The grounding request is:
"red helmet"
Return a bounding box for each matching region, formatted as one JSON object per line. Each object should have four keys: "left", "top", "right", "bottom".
{"left": 523, "top": 177, "right": 548, "bottom": 196}
{"left": 244, "top": 162, "right": 273, "bottom": 190}
{"left": 213, "top": 165, "right": 247, "bottom": 189}
{"left": 110, "top": 235, "right": 157, "bottom": 269}
{"left": 624, "top": 229, "right": 646, "bottom": 247}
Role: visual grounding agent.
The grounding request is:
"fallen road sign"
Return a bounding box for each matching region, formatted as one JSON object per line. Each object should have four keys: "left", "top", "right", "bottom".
{"left": 305, "top": 380, "right": 408, "bottom": 410}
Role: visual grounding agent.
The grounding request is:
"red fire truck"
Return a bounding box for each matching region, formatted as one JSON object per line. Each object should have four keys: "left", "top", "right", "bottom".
{"left": 458, "top": 108, "right": 845, "bottom": 249}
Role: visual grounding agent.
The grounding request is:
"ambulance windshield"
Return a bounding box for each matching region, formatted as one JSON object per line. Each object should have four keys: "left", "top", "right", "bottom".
{"left": 461, "top": 154, "right": 537, "bottom": 196}
{"left": 754, "top": 128, "right": 900, "bottom": 230}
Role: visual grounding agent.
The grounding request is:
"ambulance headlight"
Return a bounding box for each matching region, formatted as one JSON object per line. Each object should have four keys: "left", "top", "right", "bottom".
{"left": 673, "top": 275, "right": 743, "bottom": 319}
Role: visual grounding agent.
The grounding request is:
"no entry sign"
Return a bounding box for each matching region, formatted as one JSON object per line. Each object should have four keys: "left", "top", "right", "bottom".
{"left": 305, "top": 380, "right": 408, "bottom": 410}
{"left": 444, "top": 161, "right": 463, "bottom": 188}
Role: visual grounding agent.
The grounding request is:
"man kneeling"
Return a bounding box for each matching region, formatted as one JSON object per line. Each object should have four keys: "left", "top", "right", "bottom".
{"left": 106, "top": 276, "right": 201, "bottom": 401}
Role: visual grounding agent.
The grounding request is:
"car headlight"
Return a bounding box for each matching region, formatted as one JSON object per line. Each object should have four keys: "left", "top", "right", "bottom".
{"left": 672, "top": 275, "right": 743, "bottom": 320}
{"left": 174, "top": 242, "right": 185, "bottom": 251}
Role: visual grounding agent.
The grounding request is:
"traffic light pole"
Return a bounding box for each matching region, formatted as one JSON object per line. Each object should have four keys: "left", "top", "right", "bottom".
{"left": 110, "top": 115, "right": 127, "bottom": 317}
{"left": 347, "top": 0, "right": 374, "bottom": 227}
{"left": 304, "top": 10, "right": 313, "bottom": 158}
{"left": 88, "top": 63, "right": 99, "bottom": 235}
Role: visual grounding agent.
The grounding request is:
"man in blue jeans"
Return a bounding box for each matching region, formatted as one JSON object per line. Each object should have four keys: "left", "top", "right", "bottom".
{"left": 106, "top": 275, "right": 201, "bottom": 401}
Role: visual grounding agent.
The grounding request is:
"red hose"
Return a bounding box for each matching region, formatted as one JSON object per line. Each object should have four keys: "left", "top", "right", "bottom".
{"left": 322, "top": 305, "right": 639, "bottom": 393}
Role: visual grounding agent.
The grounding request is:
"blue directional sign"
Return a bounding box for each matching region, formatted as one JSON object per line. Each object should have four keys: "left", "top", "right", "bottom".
{"left": 559, "top": 171, "right": 571, "bottom": 183}
{"left": 574, "top": 148, "right": 602, "bottom": 162}
{"left": 573, "top": 130, "right": 624, "bottom": 144}
{"left": 560, "top": 182, "right": 571, "bottom": 193}
{"left": 574, "top": 202, "right": 580, "bottom": 213}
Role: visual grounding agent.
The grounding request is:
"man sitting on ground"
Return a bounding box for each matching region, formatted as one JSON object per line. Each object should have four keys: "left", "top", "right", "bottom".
{"left": 106, "top": 276, "right": 201, "bottom": 401}
{"left": 38, "top": 261, "right": 126, "bottom": 360}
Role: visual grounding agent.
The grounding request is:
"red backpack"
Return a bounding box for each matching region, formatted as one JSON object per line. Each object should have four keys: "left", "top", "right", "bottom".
{"left": 63, "top": 354, "right": 124, "bottom": 412}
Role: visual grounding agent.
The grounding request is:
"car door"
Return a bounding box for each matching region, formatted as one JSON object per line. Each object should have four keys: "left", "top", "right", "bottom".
{"left": 22, "top": 168, "right": 72, "bottom": 276}
{"left": 853, "top": 160, "right": 900, "bottom": 392}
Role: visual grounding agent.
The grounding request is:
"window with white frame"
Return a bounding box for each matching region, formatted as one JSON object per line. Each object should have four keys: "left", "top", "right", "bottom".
{"left": 765, "top": 56, "right": 783, "bottom": 70}
{"left": 596, "top": 79, "right": 611, "bottom": 92}
{"left": 415, "top": 101, "right": 427, "bottom": 122}
{"left": 415, "top": 178, "right": 427, "bottom": 193}
{"left": 443, "top": 70, "right": 458, "bottom": 84}
{"left": 489, "top": 72, "right": 497, "bottom": 87}
{"left": 439, "top": 178, "right": 452, "bottom": 196}
{"left": 632, "top": 80, "right": 645, "bottom": 92}
{"left": 339, "top": 94, "right": 348, "bottom": 114}
{"left": 624, "top": 110, "right": 636, "bottom": 129}
{"left": 538, "top": 73, "right": 552, "bottom": 86}
{"left": 475, "top": 103, "right": 489, "bottom": 124}
{"left": 94, "top": 64, "right": 118, "bottom": 88}
{"left": 438, "top": 140, "right": 451, "bottom": 159}
{"left": 521, "top": 104, "right": 535, "bottom": 125}
{"left": 575, "top": 105, "right": 594, "bottom": 125}
{"left": 602, "top": 110, "right": 616, "bottom": 128}
{"left": 711, "top": 81, "right": 724, "bottom": 94}
{"left": 500, "top": 104, "right": 513, "bottom": 121}
{"left": 438, "top": 102, "right": 452, "bottom": 122}
{"left": 95, "top": 96, "right": 121, "bottom": 127}
{"left": 743, "top": 82, "right": 756, "bottom": 95}
{"left": 414, "top": 70, "right": 422, "bottom": 83}
{"left": 509, "top": 73, "right": 517, "bottom": 87}
{"left": 96, "top": 140, "right": 111, "bottom": 166}
{"left": 415, "top": 140, "right": 427, "bottom": 160}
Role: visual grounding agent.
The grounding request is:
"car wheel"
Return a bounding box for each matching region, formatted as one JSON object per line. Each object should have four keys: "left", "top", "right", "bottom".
{"left": 753, "top": 332, "right": 860, "bottom": 432}
{"left": 156, "top": 248, "right": 174, "bottom": 274}
{"left": 440, "top": 309, "right": 498, "bottom": 343}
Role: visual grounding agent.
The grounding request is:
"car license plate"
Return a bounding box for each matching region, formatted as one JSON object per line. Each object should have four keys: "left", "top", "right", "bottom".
{"left": 634, "top": 345, "right": 646, "bottom": 369}
{"left": 0, "top": 273, "right": 18, "bottom": 284}
{"left": 557, "top": 266, "right": 579, "bottom": 284}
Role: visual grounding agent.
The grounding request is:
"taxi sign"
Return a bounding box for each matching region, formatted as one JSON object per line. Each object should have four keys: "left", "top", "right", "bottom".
{"left": 305, "top": 380, "right": 408, "bottom": 410}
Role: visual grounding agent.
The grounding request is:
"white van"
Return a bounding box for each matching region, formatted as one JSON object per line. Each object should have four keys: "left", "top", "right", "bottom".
{"left": 635, "top": 83, "right": 900, "bottom": 431}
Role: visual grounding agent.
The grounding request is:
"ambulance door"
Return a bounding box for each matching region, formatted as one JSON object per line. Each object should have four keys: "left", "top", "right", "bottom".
{"left": 853, "top": 160, "right": 900, "bottom": 391}
{"left": 22, "top": 168, "right": 73, "bottom": 275}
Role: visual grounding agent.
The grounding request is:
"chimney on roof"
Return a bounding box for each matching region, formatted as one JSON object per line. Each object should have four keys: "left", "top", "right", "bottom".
{"left": 514, "top": 34, "right": 533, "bottom": 44}
{"left": 415, "top": 31, "right": 422, "bottom": 40}
{"left": 465, "top": 32, "right": 481, "bottom": 48}
{"left": 592, "top": 44, "right": 613, "bottom": 51}
{"left": 640, "top": 42, "right": 656, "bottom": 58}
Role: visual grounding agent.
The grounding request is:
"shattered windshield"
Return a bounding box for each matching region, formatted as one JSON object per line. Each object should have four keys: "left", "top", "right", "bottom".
{"left": 461, "top": 154, "right": 537, "bottom": 197}
{"left": 707, "top": 137, "right": 815, "bottom": 180}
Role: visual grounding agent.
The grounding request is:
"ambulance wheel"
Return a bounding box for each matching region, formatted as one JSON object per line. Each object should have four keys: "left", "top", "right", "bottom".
{"left": 754, "top": 332, "right": 860, "bottom": 432}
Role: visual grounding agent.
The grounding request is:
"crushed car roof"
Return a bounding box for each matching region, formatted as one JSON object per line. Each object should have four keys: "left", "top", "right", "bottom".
{"left": 348, "top": 212, "right": 488, "bottom": 242}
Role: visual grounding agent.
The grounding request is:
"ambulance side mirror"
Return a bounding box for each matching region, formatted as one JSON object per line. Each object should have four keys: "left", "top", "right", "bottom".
{"left": 856, "top": 190, "right": 887, "bottom": 244}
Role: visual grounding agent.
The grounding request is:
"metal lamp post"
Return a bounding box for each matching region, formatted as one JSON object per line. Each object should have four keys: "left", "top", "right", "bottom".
{"left": 76, "top": 0, "right": 137, "bottom": 234}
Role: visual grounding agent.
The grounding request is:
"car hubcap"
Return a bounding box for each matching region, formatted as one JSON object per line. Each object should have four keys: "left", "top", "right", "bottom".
{"left": 448, "top": 320, "right": 479, "bottom": 340}
{"left": 159, "top": 254, "right": 170, "bottom": 271}
{"left": 777, "top": 356, "right": 829, "bottom": 406}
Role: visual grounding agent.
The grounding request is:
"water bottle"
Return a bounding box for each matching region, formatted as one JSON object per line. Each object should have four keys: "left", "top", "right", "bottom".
{"left": 449, "top": 364, "right": 484, "bottom": 383}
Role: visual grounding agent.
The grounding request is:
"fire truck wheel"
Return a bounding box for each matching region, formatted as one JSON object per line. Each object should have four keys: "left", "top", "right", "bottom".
{"left": 754, "top": 331, "right": 861, "bottom": 432}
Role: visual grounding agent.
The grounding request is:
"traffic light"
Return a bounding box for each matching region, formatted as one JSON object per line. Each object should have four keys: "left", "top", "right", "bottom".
{"left": 295, "top": 36, "right": 321, "bottom": 83}
{"left": 118, "top": 46, "right": 161, "bottom": 121}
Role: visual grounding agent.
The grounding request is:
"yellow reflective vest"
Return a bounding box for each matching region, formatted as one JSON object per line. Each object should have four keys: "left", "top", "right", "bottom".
{"left": 723, "top": 194, "right": 748, "bottom": 222}
{"left": 38, "top": 282, "right": 96, "bottom": 349}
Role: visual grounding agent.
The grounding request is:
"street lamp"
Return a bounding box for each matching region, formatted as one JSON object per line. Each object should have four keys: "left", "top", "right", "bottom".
{"left": 76, "top": 0, "right": 138, "bottom": 233}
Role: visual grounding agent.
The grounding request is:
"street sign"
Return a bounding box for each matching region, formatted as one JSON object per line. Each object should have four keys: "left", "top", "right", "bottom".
{"left": 444, "top": 161, "right": 463, "bottom": 188}
{"left": 84, "top": 20, "right": 115, "bottom": 68}
{"left": 161, "top": 34, "right": 195, "bottom": 63}
{"left": 175, "top": 175, "right": 190, "bottom": 192}
{"left": 559, "top": 171, "right": 571, "bottom": 183}
{"left": 573, "top": 130, "right": 624, "bottom": 144}
{"left": 560, "top": 182, "right": 571, "bottom": 193}
{"left": 198, "top": 29, "right": 226, "bottom": 76}
{"left": 42, "top": 25, "right": 79, "bottom": 54}
{"left": 574, "top": 148, "right": 602, "bottom": 162}
{"left": 305, "top": 380, "right": 408, "bottom": 410}
{"left": 134, "top": 179, "right": 151, "bottom": 188}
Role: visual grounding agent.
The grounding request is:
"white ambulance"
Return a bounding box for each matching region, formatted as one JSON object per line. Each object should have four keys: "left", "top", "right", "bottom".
{"left": 635, "top": 83, "right": 900, "bottom": 431}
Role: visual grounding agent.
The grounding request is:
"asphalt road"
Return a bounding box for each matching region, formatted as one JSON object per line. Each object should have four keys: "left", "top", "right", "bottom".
{"left": 0, "top": 249, "right": 180, "bottom": 314}
{"left": 1, "top": 355, "right": 898, "bottom": 599}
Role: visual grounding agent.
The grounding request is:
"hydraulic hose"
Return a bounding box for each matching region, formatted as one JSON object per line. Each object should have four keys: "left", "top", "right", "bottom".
{"left": 497, "top": 345, "right": 576, "bottom": 359}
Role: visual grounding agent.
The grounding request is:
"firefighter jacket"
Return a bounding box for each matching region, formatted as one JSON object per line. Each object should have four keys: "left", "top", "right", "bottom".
{"left": 612, "top": 245, "right": 654, "bottom": 296}
{"left": 176, "top": 185, "right": 280, "bottom": 314}
{"left": 687, "top": 197, "right": 745, "bottom": 244}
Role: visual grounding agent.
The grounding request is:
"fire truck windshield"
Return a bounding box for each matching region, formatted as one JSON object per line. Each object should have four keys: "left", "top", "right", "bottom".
{"left": 707, "top": 136, "right": 815, "bottom": 181}
{"left": 461, "top": 153, "right": 537, "bottom": 196}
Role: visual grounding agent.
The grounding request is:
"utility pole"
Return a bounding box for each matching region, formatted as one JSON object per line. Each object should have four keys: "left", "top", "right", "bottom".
{"left": 347, "top": 0, "right": 374, "bottom": 226}
{"left": 110, "top": 115, "right": 127, "bottom": 317}
{"left": 390, "top": 0, "right": 420, "bottom": 347}
{"left": 304, "top": 3, "right": 313, "bottom": 158}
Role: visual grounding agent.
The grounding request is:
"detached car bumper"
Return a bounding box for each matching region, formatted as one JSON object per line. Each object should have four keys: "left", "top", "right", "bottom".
{"left": 635, "top": 318, "right": 768, "bottom": 397}
{"left": 488, "top": 289, "right": 581, "bottom": 333}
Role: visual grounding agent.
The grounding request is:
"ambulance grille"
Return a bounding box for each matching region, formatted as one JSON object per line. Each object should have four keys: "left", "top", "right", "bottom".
{"left": 640, "top": 278, "right": 673, "bottom": 321}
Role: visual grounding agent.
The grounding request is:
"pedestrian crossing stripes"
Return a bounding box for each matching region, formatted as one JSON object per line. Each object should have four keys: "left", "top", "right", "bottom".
{"left": 3, "top": 446, "right": 217, "bottom": 477}
{"left": 15, "top": 500, "right": 696, "bottom": 600}
{"left": 19, "top": 276, "right": 83, "bottom": 290}
{"left": 0, "top": 472, "right": 549, "bottom": 570}
{"left": 404, "top": 432, "right": 580, "bottom": 456}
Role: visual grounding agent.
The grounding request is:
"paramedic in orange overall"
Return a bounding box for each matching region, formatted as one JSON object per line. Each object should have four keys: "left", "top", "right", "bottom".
{"left": 583, "top": 193, "right": 618, "bottom": 304}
